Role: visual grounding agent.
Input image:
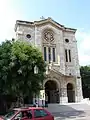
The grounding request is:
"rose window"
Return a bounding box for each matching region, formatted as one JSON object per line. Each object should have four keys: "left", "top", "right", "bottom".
{"left": 44, "top": 30, "right": 54, "bottom": 42}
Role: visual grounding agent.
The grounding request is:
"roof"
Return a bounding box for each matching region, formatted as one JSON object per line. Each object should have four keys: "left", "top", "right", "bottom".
{"left": 15, "top": 17, "right": 77, "bottom": 33}
{"left": 16, "top": 20, "right": 34, "bottom": 24}
{"left": 14, "top": 107, "right": 44, "bottom": 111}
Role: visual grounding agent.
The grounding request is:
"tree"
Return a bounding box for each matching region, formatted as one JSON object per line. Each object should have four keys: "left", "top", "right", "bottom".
{"left": 10, "top": 41, "right": 46, "bottom": 106}
{"left": 0, "top": 40, "right": 46, "bottom": 108}
{"left": 0, "top": 40, "right": 12, "bottom": 95}
{"left": 80, "top": 66, "right": 90, "bottom": 98}
{"left": 0, "top": 40, "right": 13, "bottom": 112}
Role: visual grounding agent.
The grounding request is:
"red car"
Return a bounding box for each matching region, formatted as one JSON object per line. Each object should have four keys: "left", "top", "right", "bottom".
{"left": 0, "top": 107, "right": 54, "bottom": 120}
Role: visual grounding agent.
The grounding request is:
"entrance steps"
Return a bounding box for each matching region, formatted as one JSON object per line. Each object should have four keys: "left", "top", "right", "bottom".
{"left": 47, "top": 102, "right": 90, "bottom": 113}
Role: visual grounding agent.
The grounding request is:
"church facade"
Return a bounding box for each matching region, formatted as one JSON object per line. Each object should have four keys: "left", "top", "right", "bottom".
{"left": 15, "top": 17, "right": 83, "bottom": 104}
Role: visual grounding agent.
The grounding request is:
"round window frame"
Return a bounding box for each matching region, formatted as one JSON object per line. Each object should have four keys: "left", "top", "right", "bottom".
{"left": 26, "top": 34, "right": 31, "bottom": 39}
{"left": 43, "top": 30, "right": 54, "bottom": 42}
{"left": 65, "top": 39, "right": 69, "bottom": 43}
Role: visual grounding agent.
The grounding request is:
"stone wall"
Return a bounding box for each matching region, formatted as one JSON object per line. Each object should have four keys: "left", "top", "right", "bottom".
{"left": 15, "top": 22, "right": 79, "bottom": 77}
{"left": 15, "top": 18, "right": 83, "bottom": 103}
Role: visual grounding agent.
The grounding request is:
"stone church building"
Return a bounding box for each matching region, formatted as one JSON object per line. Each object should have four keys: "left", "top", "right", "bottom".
{"left": 15, "top": 17, "right": 83, "bottom": 104}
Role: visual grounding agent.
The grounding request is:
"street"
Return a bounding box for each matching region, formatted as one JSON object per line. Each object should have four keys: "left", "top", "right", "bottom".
{"left": 53, "top": 111, "right": 90, "bottom": 120}
{"left": 46, "top": 103, "right": 90, "bottom": 120}
{"left": 54, "top": 110, "right": 90, "bottom": 120}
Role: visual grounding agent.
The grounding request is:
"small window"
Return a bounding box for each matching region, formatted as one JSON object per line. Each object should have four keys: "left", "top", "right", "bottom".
{"left": 26, "top": 34, "right": 31, "bottom": 39}
{"left": 34, "top": 109, "right": 48, "bottom": 118}
{"left": 65, "top": 49, "right": 68, "bottom": 62}
{"left": 69, "top": 50, "right": 71, "bottom": 62}
{"left": 65, "top": 39, "right": 69, "bottom": 43}
{"left": 53, "top": 48, "right": 55, "bottom": 62}
{"left": 48, "top": 47, "right": 51, "bottom": 63}
{"left": 44, "top": 47, "right": 47, "bottom": 61}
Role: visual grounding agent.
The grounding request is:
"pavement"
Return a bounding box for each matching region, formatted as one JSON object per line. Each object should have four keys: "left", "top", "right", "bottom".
{"left": 54, "top": 110, "right": 90, "bottom": 120}
{"left": 46, "top": 103, "right": 90, "bottom": 120}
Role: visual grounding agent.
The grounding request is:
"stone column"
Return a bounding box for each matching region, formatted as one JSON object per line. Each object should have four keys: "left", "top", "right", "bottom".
{"left": 75, "top": 77, "right": 83, "bottom": 102}
{"left": 60, "top": 88, "right": 68, "bottom": 104}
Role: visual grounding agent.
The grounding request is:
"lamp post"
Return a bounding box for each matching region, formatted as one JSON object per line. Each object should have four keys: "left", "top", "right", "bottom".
{"left": 34, "top": 65, "right": 46, "bottom": 107}
{"left": 33, "top": 65, "right": 38, "bottom": 107}
{"left": 34, "top": 65, "right": 38, "bottom": 74}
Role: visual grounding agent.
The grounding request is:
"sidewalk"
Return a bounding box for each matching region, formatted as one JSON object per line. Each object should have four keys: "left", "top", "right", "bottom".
{"left": 55, "top": 116, "right": 90, "bottom": 120}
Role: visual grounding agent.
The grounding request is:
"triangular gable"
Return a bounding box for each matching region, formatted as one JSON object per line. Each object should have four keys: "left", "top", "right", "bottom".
{"left": 46, "top": 69, "right": 64, "bottom": 80}
{"left": 34, "top": 17, "right": 76, "bottom": 33}
{"left": 15, "top": 17, "right": 76, "bottom": 33}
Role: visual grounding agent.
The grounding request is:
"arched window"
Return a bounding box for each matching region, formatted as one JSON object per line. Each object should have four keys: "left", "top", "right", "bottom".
{"left": 65, "top": 49, "right": 71, "bottom": 62}
{"left": 42, "top": 29, "right": 56, "bottom": 63}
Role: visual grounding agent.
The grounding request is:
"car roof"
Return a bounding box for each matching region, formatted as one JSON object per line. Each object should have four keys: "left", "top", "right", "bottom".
{"left": 14, "top": 107, "right": 45, "bottom": 111}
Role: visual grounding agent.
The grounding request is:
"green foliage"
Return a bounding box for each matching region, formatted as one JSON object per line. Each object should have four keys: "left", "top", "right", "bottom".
{"left": 80, "top": 66, "right": 90, "bottom": 98}
{"left": 11, "top": 41, "right": 46, "bottom": 97}
{"left": 0, "top": 40, "right": 12, "bottom": 95}
{"left": 0, "top": 40, "right": 46, "bottom": 99}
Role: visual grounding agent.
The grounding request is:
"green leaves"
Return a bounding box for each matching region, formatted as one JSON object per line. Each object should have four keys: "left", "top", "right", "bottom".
{"left": 80, "top": 66, "right": 90, "bottom": 98}
{"left": 0, "top": 40, "right": 46, "bottom": 99}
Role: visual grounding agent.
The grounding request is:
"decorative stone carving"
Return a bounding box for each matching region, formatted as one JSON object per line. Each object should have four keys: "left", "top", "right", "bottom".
{"left": 43, "top": 29, "right": 54, "bottom": 42}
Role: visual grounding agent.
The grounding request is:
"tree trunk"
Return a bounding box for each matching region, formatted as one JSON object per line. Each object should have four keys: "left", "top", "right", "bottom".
{"left": 10, "top": 95, "right": 24, "bottom": 109}
{"left": 18, "top": 95, "right": 24, "bottom": 107}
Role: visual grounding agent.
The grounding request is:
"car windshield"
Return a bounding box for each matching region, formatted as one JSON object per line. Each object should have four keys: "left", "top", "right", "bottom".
{"left": 4, "top": 110, "right": 17, "bottom": 120}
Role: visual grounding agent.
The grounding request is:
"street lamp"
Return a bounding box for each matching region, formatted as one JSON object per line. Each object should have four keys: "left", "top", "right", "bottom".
{"left": 33, "top": 65, "right": 39, "bottom": 107}
{"left": 34, "top": 65, "right": 38, "bottom": 74}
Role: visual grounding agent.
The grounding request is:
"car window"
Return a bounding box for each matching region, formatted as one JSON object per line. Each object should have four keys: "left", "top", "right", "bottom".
{"left": 15, "top": 112, "right": 22, "bottom": 119}
{"left": 27, "top": 110, "right": 32, "bottom": 119}
{"left": 15, "top": 110, "right": 32, "bottom": 119}
{"left": 4, "top": 110, "right": 18, "bottom": 120}
{"left": 34, "top": 109, "right": 48, "bottom": 118}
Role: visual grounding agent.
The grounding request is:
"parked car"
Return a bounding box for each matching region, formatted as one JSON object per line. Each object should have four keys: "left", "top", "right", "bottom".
{"left": 0, "top": 107, "right": 54, "bottom": 120}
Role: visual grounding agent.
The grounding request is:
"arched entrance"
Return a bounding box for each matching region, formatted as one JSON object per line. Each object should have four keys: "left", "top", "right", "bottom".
{"left": 45, "top": 80, "right": 59, "bottom": 103}
{"left": 67, "top": 83, "right": 75, "bottom": 103}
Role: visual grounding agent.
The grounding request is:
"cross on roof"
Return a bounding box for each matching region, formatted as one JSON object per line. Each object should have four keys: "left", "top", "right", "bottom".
{"left": 40, "top": 16, "right": 45, "bottom": 20}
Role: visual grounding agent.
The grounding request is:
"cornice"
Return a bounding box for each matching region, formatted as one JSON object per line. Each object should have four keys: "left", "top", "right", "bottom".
{"left": 15, "top": 17, "right": 77, "bottom": 33}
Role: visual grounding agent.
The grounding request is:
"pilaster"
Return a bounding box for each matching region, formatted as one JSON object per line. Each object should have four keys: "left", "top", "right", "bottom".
{"left": 75, "top": 77, "right": 83, "bottom": 102}
{"left": 60, "top": 88, "right": 68, "bottom": 103}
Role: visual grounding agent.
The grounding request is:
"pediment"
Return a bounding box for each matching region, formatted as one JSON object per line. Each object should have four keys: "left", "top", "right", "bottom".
{"left": 46, "top": 69, "right": 64, "bottom": 80}
{"left": 34, "top": 17, "right": 76, "bottom": 33}
{"left": 34, "top": 17, "right": 64, "bottom": 30}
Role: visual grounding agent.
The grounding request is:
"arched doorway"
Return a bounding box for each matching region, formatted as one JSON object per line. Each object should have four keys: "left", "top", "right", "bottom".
{"left": 67, "top": 83, "right": 75, "bottom": 103}
{"left": 45, "top": 80, "right": 59, "bottom": 103}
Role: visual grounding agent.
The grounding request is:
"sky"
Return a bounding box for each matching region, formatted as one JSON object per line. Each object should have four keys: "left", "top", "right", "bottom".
{"left": 0, "top": 0, "right": 90, "bottom": 66}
